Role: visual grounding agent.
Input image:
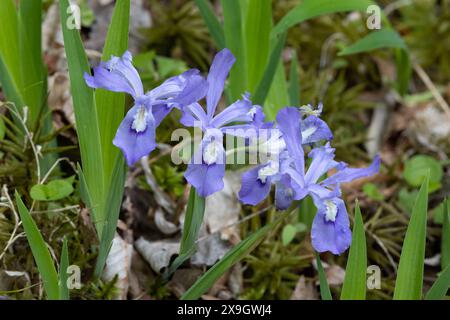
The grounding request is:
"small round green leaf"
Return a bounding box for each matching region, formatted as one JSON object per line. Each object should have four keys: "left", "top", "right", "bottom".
{"left": 403, "top": 155, "right": 443, "bottom": 191}
{"left": 30, "top": 178, "right": 74, "bottom": 201}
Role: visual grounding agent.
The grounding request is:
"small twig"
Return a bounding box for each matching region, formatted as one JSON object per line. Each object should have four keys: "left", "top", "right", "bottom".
{"left": 32, "top": 204, "right": 80, "bottom": 214}
{"left": 413, "top": 62, "right": 450, "bottom": 119}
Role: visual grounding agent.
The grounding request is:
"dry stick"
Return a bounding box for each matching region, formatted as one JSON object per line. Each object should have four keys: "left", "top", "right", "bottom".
{"left": 413, "top": 62, "right": 450, "bottom": 119}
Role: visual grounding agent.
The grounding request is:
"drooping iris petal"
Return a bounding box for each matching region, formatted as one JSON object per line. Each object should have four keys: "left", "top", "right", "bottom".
{"left": 311, "top": 198, "right": 351, "bottom": 255}
{"left": 276, "top": 107, "right": 305, "bottom": 178}
{"left": 321, "top": 155, "right": 381, "bottom": 187}
{"left": 206, "top": 48, "right": 236, "bottom": 118}
{"left": 171, "top": 74, "right": 208, "bottom": 107}
{"left": 113, "top": 103, "right": 156, "bottom": 166}
{"left": 301, "top": 116, "right": 333, "bottom": 144}
{"left": 84, "top": 51, "right": 144, "bottom": 99}
{"left": 238, "top": 166, "right": 272, "bottom": 206}
{"left": 184, "top": 162, "right": 225, "bottom": 197}
{"left": 210, "top": 95, "right": 253, "bottom": 128}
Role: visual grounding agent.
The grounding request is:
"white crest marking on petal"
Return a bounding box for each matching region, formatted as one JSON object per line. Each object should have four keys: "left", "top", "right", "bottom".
{"left": 324, "top": 200, "right": 338, "bottom": 222}
{"left": 131, "top": 106, "right": 148, "bottom": 133}
{"left": 301, "top": 127, "right": 317, "bottom": 141}
{"left": 203, "top": 140, "right": 221, "bottom": 165}
{"left": 257, "top": 161, "right": 279, "bottom": 183}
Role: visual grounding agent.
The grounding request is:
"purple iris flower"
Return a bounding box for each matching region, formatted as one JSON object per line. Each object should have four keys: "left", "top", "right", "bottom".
{"left": 181, "top": 49, "right": 258, "bottom": 197}
{"left": 238, "top": 105, "right": 333, "bottom": 209}
{"left": 84, "top": 51, "right": 206, "bottom": 166}
{"left": 239, "top": 106, "right": 380, "bottom": 255}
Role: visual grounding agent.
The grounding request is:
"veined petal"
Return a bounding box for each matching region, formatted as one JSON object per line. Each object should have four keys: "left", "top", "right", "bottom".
{"left": 321, "top": 155, "right": 381, "bottom": 187}
{"left": 238, "top": 166, "right": 272, "bottom": 206}
{"left": 210, "top": 95, "right": 253, "bottom": 128}
{"left": 148, "top": 69, "right": 200, "bottom": 100}
{"left": 184, "top": 162, "right": 225, "bottom": 197}
{"left": 84, "top": 51, "right": 143, "bottom": 99}
{"left": 276, "top": 107, "right": 305, "bottom": 177}
{"left": 311, "top": 198, "right": 351, "bottom": 255}
{"left": 180, "top": 103, "right": 208, "bottom": 128}
{"left": 113, "top": 103, "right": 156, "bottom": 166}
{"left": 206, "top": 49, "right": 236, "bottom": 118}
{"left": 304, "top": 143, "right": 338, "bottom": 185}
{"left": 301, "top": 116, "right": 333, "bottom": 144}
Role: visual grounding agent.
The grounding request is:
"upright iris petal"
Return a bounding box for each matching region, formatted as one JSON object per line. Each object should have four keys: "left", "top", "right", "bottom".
{"left": 182, "top": 49, "right": 259, "bottom": 197}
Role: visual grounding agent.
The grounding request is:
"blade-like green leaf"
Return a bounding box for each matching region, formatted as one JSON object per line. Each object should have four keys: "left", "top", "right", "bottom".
{"left": 95, "top": 0, "right": 129, "bottom": 186}
{"left": 245, "top": 0, "right": 271, "bottom": 93}
{"left": 315, "top": 253, "right": 332, "bottom": 300}
{"left": 0, "top": 0, "right": 24, "bottom": 114}
{"left": 181, "top": 217, "right": 281, "bottom": 300}
{"left": 272, "top": 0, "right": 375, "bottom": 38}
{"left": 60, "top": 0, "right": 105, "bottom": 235}
{"left": 221, "top": 0, "right": 247, "bottom": 101}
{"left": 394, "top": 174, "right": 429, "bottom": 300}
{"left": 94, "top": 154, "right": 126, "bottom": 278}
{"left": 253, "top": 32, "right": 287, "bottom": 107}
{"left": 341, "top": 202, "right": 367, "bottom": 300}
{"left": 298, "top": 195, "right": 316, "bottom": 230}
{"left": 18, "top": 0, "right": 45, "bottom": 125}
{"left": 0, "top": 0, "right": 20, "bottom": 84}
{"left": 194, "top": 0, "right": 225, "bottom": 49}
{"left": 59, "top": 237, "right": 70, "bottom": 300}
{"left": 15, "top": 192, "right": 59, "bottom": 300}
{"left": 168, "top": 188, "right": 206, "bottom": 275}
{"left": 288, "top": 51, "right": 300, "bottom": 106}
{"left": 441, "top": 199, "right": 450, "bottom": 270}
{"left": 339, "top": 30, "right": 407, "bottom": 55}
{"left": 339, "top": 30, "right": 410, "bottom": 96}
{"left": 425, "top": 264, "right": 450, "bottom": 300}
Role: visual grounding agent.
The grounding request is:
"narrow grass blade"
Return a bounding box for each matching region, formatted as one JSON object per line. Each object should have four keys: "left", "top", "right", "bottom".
{"left": 221, "top": 0, "right": 247, "bottom": 101}
{"left": 60, "top": 0, "right": 105, "bottom": 235}
{"left": 341, "top": 202, "right": 367, "bottom": 300}
{"left": 425, "top": 264, "right": 450, "bottom": 300}
{"left": 94, "top": 154, "right": 126, "bottom": 278}
{"left": 272, "top": 0, "right": 375, "bottom": 38}
{"left": 168, "top": 188, "right": 206, "bottom": 275}
{"left": 181, "top": 217, "right": 281, "bottom": 300}
{"left": 288, "top": 51, "right": 300, "bottom": 106}
{"left": 394, "top": 175, "right": 429, "bottom": 300}
{"left": 95, "top": 0, "right": 129, "bottom": 185}
{"left": 253, "top": 32, "right": 287, "bottom": 107}
{"left": 15, "top": 192, "right": 59, "bottom": 300}
{"left": 194, "top": 0, "right": 225, "bottom": 49}
{"left": 59, "top": 237, "right": 70, "bottom": 300}
{"left": 441, "top": 199, "right": 449, "bottom": 270}
{"left": 339, "top": 30, "right": 410, "bottom": 96}
{"left": 315, "top": 253, "right": 332, "bottom": 300}
{"left": 245, "top": 0, "right": 271, "bottom": 93}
